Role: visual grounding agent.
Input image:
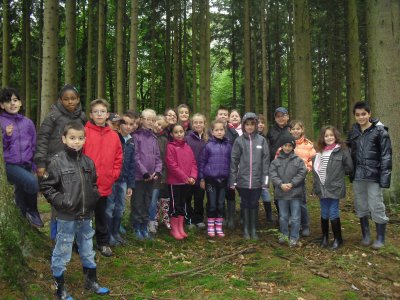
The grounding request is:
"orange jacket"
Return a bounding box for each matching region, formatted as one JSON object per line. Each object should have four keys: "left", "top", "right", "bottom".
{"left": 83, "top": 122, "right": 123, "bottom": 196}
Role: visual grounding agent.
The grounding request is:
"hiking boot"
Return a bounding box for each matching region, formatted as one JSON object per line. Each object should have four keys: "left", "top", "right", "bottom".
{"left": 26, "top": 211, "right": 44, "bottom": 228}
{"left": 97, "top": 245, "right": 113, "bottom": 257}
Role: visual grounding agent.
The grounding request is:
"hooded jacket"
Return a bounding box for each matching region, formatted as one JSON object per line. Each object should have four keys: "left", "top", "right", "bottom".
{"left": 0, "top": 112, "right": 36, "bottom": 166}
{"left": 40, "top": 146, "right": 99, "bottom": 221}
{"left": 117, "top": 133, "right": 135, "bottom": 189}
{"left": 166, "top": 138, "right": 198, "bottom": 184}
{"left": 313, "top": 145, "right": 353, "bottom": 199}
{"left": 185, "top": 130, "right": 206, "bottom": 184}
{"left": 230, "top": 113, "right": 270, "bottom": 189}
{"left": 267, "top": 123, "right": 290, "bottom": 162}
{"left": 83, "top": 121, "right": 123, "bottom": 196}
{"left": 269, "top": 150, "right": 307, "bottom": 200}
{"left": 347, "top": 119, "right": 392, "bottom": 187}
{"left": 34, "top": 100, "right": 87, "bottom": 168}
{"left": 199, "top": 136, "right": 232, "bottom": 180}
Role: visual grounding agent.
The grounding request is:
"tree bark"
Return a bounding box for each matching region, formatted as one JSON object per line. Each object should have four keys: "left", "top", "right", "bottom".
{"left": 243, "top": 0, "right": 251, "bottom": 112}
{"left": 40, "top": 0, "right": 59, "bottom": 123}
{"left": 260, "top": 0, "right": 269, "bottom": 125}
{"left": 97, "top": 0, "right": 106, "bottom": 99}
{"left": 150, "top": 0, "right": 157, "bottom": 108}
{"left": 367, "top": 0, "right": 400, "bottom": 203}
{"left": 65, "top": 0, "right": 76, "bottom": 85}
{"left": 173, "top": 1, "right": 180, "bottom": 107}
{"left": 293, "top": 0, "right": 313, "bottom": 137}
{"left": 128, "top": 0, "right": 138, "bottom": 111}
{"left": 85, "top": 0, "right": 95, "bottom": 114}
{"left": 2, "top": 0, "right": 11, "bottom": 87}
{"left": 22, "top": 0, "right": 32, "bottom": 118}
{"left": 116, "top": 0, "right": 125, "bottom": 114}
{"left": 191, "top": 0, "right": 198, "bottom": 112}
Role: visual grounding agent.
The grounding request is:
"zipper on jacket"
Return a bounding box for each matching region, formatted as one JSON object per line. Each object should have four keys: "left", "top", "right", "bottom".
{"left": 249, "top": 134, "right": 252, "bottom": 188}
{"left": 77, "top": 153, "right": 86, "bottom": 215}
{"left": 16, "top": 119, "right": 23, "bottom": 163}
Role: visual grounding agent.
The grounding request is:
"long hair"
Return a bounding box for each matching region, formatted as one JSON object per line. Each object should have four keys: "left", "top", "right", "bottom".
{"left": 191, "top": 113, "right": 209, "bottom": 142}
{"left": 315, "top": 125, "right": 347, "bottom": 153}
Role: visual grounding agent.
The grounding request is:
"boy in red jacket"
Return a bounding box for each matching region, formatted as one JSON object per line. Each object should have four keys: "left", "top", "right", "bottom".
{"left": 83, "top": 99, "right": 123, "bottom": 257}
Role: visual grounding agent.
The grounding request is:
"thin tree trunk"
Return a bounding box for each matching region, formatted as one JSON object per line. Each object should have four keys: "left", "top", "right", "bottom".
{"left": 261, "top": 0, "right": 269, "bottom": 124}
{"left": 191, "top": 0, "right": 198, "bottom": 112}
{"left": 97, "top": 0, "right": 106, "bottom": 99}
{"left": 230, "top": 0, "right": 237, "bottom": 109}
{"left": 150, "top": 0, "right": 157, "bottom": 108}
{"left": 173, "top": 1, "right": 180, "bottom": 107}
{"left": 129, "top": 0, "right": 138, "bottom": 110}
{"left": 65, "top": 0, "right": 76, "bottom": 85}
{"left": 243, "top": 0, "right": 251, "bottom": 112}
{"left": 116, "top": 0, "right": 125, "bottom": 114}
{"left": 40, "top": 0, "right": 59, "bottom": 123}
{"left": 205, "top": 0, "right": 211, "bottom": 118}
{"left": 22, "top": 0, "right": 32, "bottom": 118}
{"left": 85, "top": 0, "right": 94, "bottom": 113}
{"left": 273, "top": 3, "right": 281, "bottom": 109}
{"left": 2, "top": 0, "right": 11, "bottom": 87}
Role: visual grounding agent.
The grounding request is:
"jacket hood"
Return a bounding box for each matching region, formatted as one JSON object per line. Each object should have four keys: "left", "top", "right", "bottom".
{"left": 55, "top": 99, "right": 84, "bottom": 118}
{"left": 170, "top": 138, "right": 186, "bottom": 147}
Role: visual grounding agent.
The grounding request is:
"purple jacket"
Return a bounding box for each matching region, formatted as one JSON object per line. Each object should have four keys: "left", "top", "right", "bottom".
{"left": 133, "top": 127, "right": 162, "bottom": 181}
{"left": 199, "top": 136, "right": 232, "bottom": 180}
{"left": 0, "top": 112, "right": 36, "bottom": 166}
{"left": 185, "top": 131, "right": 206, "bottom": 183}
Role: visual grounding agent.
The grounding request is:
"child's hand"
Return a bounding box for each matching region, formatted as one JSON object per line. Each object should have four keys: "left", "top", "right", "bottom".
{"left": 5, "top": 124, "right": 13, "bottom": 136}
{"left": 37, "top": 168, "right": 46, "bottom": 178}
{"left": 200, "top": 180, "right": 205, "bottom": 190}
{"left": 187, "top": 177, "right": 195, "bottom": 185}
{"left": 126, "top": 188, "right": 133, "bottom": 197}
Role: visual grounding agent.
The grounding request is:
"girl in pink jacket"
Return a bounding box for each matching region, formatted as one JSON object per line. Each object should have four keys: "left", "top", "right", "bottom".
{"left": 165, "top": 124, "right": 197, "bottom": 240}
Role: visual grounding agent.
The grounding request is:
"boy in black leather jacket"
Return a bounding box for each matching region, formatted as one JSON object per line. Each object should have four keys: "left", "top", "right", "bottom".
{"left": 41, "top": 122, "right": 109, "bottom": 299}
{"left": 348, "top": 101, "right": 392, "bottom": 250}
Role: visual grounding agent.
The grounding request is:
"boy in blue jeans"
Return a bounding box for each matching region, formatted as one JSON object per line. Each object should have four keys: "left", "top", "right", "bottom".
{"left": 41, "top": 122, "right": 109, "bottom": 299}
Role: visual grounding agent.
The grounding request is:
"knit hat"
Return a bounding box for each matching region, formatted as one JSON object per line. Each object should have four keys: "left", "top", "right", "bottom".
{"left": 279, "top": 133, "right": 296, "bottom": 149}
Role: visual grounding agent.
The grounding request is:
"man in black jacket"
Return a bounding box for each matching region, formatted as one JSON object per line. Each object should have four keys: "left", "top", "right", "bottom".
{"left": 348, "top": 101, "right": 392, "bottom": 250}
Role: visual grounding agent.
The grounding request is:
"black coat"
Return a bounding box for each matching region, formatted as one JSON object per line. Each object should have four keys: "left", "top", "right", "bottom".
{"left": 267, "top": 124, "right": 290, "bottom": 162}
{"left": 347, "top": 119, "right": 392, "bottom": 188}
{"left": 40, "top": 147, "right": 99, "bottom": 221}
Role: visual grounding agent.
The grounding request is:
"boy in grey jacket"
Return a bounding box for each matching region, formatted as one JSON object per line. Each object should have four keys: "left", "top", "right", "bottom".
{"left": 269, "top": 133, "right": 307, "bottom": 247}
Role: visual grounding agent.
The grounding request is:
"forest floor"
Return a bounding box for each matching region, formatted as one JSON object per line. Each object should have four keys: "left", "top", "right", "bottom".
{"left": 1, "top": 178, "right": 400, "bottom": 300}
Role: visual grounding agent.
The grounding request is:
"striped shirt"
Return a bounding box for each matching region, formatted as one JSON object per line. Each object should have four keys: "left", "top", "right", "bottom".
{"left": 319, "top": 149, "right": 334, "bottom": 185}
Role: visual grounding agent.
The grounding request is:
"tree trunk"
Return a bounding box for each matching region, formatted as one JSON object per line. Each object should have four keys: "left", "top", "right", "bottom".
{"left": 347, "top": 0, "right": 361, "bottom": 129}
{"left": 173, "top": 1, "right": 180, "bottom": 107}
{"left": 116, "top": 0, "right": 125, "bottom": 114}
{"left": 36, "top": 0, "right": 44, "bottom": 126}
{"left": 243, "top": 0, "right": 251, "bottom": 112}
{"left": 128, "top": 0, "right": 138, "bottom": 111}
{"left": 191, "top": 0, "right": 198, "bottom": 112}
{"left": 273, "top": 2, "right": 282, "bottom": 109}
{"left": 230, "top": 0, "right": 237, "bottom": 109}
{"left": 65, "top": 0, "right": 76, "bottom": 85}
{"left": 40, "top": 0, "right": 59, "bottom": 123}
{"left": 150, "top": 0, "right": 157, "bottom": 108}
{"left": 261, "top": 0, "right": 269, "bottom": 125}
{"left": 22, "top": 0, "right": 32, "bottom": 118}
{"left": 2, "top": 0, "right": 11, "bottom": 87}
{"left": 367, "top": 0, "right": 400, "bottom": 203}
{"left": 97, "top": 0, "right": 106, "bottom": 99}
{"left": 205, "top": 0, "right": 211, "bottom": 118}
{"left": 85, "top": 0, "right": 95, "bottom": 114}
{"left": 164, "top": 0, "right": 172, "bottom": 109}
{"left": 292, "top": 0, "right": 313, "bottom": 137}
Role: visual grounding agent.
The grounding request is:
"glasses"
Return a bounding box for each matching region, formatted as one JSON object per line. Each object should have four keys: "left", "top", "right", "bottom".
{"left": 92, "top": 110, "right": 107, "bottom": 115}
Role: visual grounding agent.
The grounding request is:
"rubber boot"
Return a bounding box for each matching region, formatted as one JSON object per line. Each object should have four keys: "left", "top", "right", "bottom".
{"left": 226, "top": 200, "right": 235, "bottom": 229}
{"left": 320, "top": 218, "right": 329, "bottom": 248}
{"left": 83, "top": 267, "right": 110, "bottom": 295}
{"left": 170, "top": 216, "right": 184, "bottom": 240}
{"left": 54, "top": 274, "right": 73, "bottom": 300}
{"left": 178, "top": 215, "right": 188, "bottom": 238}
{"left": 263, "top": 201, "right": 273, "bottom": 224}
{"left": 207, "top": 218, "right": 216, "bottom": 237}
{"left": 113, "top": 217, "right": 125, "bottom": 245}
{"left": 215, "top": 217, "right": 225, "bottom": 237}
{"left": 107, "top": 217, "right": 118, "bottom": 246}
{"left": 371, "top": 223, "right": 386, "bottom": 250}
{"left": 249, "top": 209, "right": 258, "bottom": 240}
{"left": 161, "top": 198, "right": 171, "bottom": 229}
{"left": 360, "top": 216, "right": 371, "bottom": 246}
{"left": 330, "top": 218, "right": 343, "bottom": 250}
{"left": 242, "top": 208, "right": 250, "bottom": 240}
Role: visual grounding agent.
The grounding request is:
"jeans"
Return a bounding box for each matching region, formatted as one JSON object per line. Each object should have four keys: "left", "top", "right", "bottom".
{"left": 278, "top": 199, "right": 301, "bottom": 241}
{"left": 106, "top": 181, "right": 127, "bottom": 219}
{"left": 261, "top": 189, "right": 271, "bottom": 202}
{"left": 320, "top": 198, "right": 340, "bottom": 219}
{"left": 51, "top": 219, "right": 96, "bottom": 277}
{"left": 149, "top": 188, "right": 160, "bottom": 221}
{"left": 5, "top": 163, "right": 39, "bottom": 215}
{"left": 205, "top": 180, "right": 226, "bottom": 218}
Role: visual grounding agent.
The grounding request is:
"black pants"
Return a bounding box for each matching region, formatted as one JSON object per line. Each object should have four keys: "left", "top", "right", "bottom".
{"left": 237, "top": 188, "right": 262, "bottom": 209}
{"left": 131, "top": 180, "right": 153, "bottom": 224}
{"left": 185, "top": 185, "right": 205, "bottom": 224}
{"left": 95, "top": 196, "right": 109, "bottom": 246}
{"left": 169, "top": 184, "right": 190, "bottom": 217}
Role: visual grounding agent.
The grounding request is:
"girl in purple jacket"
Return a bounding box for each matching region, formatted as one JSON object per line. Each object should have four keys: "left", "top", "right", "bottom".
{"left": 0, "top": 87, "right": 43, "bottom": 228}
{"left": 199, "top": 120, "right": 233, "bottom": 237}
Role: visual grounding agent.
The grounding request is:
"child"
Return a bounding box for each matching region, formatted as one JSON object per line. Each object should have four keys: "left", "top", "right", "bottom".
{"left": 269, "top": 133, "right": 307, "bottom": 247}
{"left": 132, "top": 109, "right": 162, "bottom": 240}
{"left": 230, "top": 113, "right": 269, "bottom": 240}
{"left": 164, "top": 108, "right": 178, "bottom": 141}
{"left": 199, "top": 120, "right": 232, "bottom": 237}
{"left": 257, "top": 114, "right": 273, "bottom": 225}
{"left": 228, "top": 109, "right": 243, "bottom": 136}
{"left": 106, "top": 112, "right": 136, "bottom": 246}
{"left": 348, "top": 101, "right": 392, "bottom": 249}
{"left": 313, "top": 126, "right": 353, "bottom": 249}
{"left": 40, "top": 122, "right": 109, "bottom": 299}
{"left": 165, "top": 124, "right": 197, "bottom": 240}
{"left": 185, "top": 113, "right": 208, "bottom": 229}
{"left": 176, "top": 104, "right": 191, "bottom": 132}
{"left": 267, "top": 107, "right": 290, "bottom": 159}
{"left": 83, "top": 99, "right": 123, "bottom": 257}
{"left": 35, "top": 84, "right": 87, "bottom": 236}
{"left": 0, "top": 87, "right": 43, "bottom": 228}
{"left": 106, "top": 113, "right": 121, "bottom": 131}
{"left": 148, "top": 115, "right": 170, "bottom": 233}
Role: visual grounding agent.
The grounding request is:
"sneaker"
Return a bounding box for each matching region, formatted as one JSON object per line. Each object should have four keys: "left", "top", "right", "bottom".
{"left": 301, "top": 227, "right": 311, "bottom": 237}
{"left": 25, "top": 211, "right": 44, "bottom": 228}
{"left": 97, "top": 245, "right": 113, "bottom": 257}
{"left": 148, "top": 221, "right": 157, "bottom": 233}
{"left": 196, "top": 222, "right": 206, "bottom": 229}
{"left": 289, "top": 239, "right": 297, "bottom": 248}
{"left": 278, "top": 236, "right": 287, "bottom": 244}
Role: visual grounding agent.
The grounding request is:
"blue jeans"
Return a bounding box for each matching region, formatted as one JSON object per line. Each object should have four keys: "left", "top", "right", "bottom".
{"left": 205, "top": 180, "right": 226, "bottom": 218}
{"left": 278, "top": 199, "right": 301, "bottom": 241}
{"left": 106, "top": 181, "right": 127, "bottom": 219}
{"left": 5, "top": 163, "right": 39, "bottom": 215}
{"left": 261, "top": 189, "right": 271, "bottom": 202}
{"left": 51, "top": 219, "right": 96, "bottom": 277}
{"left": 320, "top": 198, "right": 340, "bottom": 220}
{"left": 149, "top": 188, "right": 160, "bottom": 221}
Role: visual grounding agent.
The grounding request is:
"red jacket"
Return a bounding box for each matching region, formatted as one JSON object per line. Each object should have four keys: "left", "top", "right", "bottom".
{"left": 166, "top": 139, "right": 197, "bottom": 185}
{"left": 83, "top": 122, "right": 123, "bottom": 196}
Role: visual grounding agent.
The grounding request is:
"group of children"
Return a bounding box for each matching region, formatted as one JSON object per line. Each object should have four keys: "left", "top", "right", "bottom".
{"left": 0, "top": 84, "right": 392, "bottom": 299}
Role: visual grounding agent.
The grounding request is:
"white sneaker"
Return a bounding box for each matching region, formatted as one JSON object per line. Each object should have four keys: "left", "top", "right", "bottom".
{"left": 196, "top": 222, "right": 206, "bottom": 229}
{"left": 148, "top": 221, "right": 157, "bottom": 233}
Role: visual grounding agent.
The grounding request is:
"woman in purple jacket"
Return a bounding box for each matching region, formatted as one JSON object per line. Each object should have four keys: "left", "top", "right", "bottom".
{"left": 199, "top": 120, "right": 232, "bottom": 238}
{"left": 0, "top": 87, "right": 43, "bottom": 227}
